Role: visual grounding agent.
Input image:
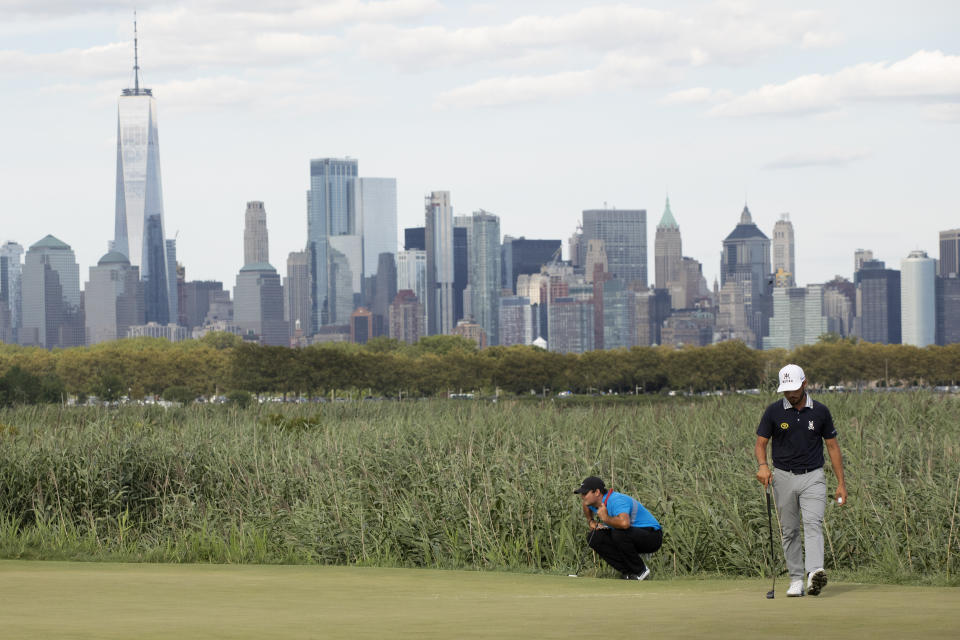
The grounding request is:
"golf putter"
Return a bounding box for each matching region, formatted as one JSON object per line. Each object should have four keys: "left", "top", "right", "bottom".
{"left": 765, "top": 484, "right": 776, "bottom": 599}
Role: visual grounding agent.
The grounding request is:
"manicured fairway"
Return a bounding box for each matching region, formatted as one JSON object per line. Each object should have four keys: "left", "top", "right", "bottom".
{"left": 0, "top": 561, "right": 957, "bottom": 639}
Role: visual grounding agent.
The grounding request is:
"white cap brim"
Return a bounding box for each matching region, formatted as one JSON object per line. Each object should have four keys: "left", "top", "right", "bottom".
{"left": 777, "top": 381, "right": 803, "bottom": 392}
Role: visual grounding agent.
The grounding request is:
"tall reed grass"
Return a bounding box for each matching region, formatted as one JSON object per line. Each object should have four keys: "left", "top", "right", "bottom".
{"left": 0, "top": 393, "right": 957, "bottom": 582}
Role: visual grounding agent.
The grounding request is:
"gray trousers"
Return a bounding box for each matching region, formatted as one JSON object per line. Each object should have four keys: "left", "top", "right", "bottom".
{"left": 772, "top": 467, "right": 826, "bottom": 581}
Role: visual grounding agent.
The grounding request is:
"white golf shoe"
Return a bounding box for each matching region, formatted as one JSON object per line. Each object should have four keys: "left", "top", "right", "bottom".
{"left": 807, "top": 569, "right": 827, "bottom": 596}
{"left": 786, "top": 579, "right": 804, "bottom": 597}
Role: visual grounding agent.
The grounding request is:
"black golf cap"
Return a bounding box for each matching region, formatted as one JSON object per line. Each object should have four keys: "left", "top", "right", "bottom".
{"left": 573, "top": 476, "right": 605, "bottom": 494}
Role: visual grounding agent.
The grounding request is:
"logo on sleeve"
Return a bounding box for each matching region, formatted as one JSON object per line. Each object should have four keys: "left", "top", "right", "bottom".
{"left": 780, "top": 422, "right": 789, "bottom": 430}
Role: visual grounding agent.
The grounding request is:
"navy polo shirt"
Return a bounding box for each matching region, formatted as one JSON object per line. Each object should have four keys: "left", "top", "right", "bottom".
{"left": 757, "top": 394, "right": 838, "bottom": 472}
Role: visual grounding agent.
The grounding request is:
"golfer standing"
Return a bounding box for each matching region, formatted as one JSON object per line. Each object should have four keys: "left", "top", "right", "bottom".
{"left": 755, "top": 364, "right": 847, "bottom": 597}
{"left": 574, "top": 476, "right": 662, "bottom": 580}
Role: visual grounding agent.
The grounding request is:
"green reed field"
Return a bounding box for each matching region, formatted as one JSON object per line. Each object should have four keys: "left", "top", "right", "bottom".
{"left": 1, "top": 392, "right": 958, "bottom": 584}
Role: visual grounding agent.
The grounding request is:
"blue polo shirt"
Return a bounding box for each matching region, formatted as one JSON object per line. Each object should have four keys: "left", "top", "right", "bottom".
{"left": 588, "top": 491, "right": 661, "bottom": 530}
{"left": 757, "top": 394, "right": 838, "bottom": 472}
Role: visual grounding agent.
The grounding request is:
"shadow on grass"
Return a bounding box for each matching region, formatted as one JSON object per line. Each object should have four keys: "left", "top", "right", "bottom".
{"left": 815, "top": 583, "right": 864, "bottom": 598}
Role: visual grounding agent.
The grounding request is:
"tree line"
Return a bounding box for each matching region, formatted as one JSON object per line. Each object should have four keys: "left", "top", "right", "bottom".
{"left": 0, "top": 333, "right": 958, "bottom": 405}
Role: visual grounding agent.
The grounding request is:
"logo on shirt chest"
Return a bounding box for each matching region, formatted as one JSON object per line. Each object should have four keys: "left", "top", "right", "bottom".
{"left": 780, "top": 422, "right": 789, "bottom": 430}
{"left": 808, "top": 420, "right": 815, "bottom": 431}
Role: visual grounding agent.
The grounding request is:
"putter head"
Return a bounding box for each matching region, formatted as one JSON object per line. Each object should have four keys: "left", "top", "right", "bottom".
{"left": 766, "top": 590, "right": 775, "bottom": 599}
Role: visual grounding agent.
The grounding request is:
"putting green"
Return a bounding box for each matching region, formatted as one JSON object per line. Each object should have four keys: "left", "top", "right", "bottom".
{"left": 0, "top": 561, "right": 957, "bottom": 639}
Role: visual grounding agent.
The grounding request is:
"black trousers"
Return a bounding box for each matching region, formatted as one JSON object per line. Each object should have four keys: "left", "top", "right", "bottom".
{"left": 587, "top": 526, "right": 663, "bottom": 575}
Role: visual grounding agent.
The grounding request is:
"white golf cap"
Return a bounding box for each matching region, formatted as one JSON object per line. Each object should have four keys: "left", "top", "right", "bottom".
{"left": 777, "top": 364, "right": 806, "bottom": 392}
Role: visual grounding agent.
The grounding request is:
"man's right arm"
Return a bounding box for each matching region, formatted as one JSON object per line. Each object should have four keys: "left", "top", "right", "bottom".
{"left": 755, "top": 435, "right": 772, "bottom": 486}
{"left": 582, "top": 504, "right": 597, "bottom": 528}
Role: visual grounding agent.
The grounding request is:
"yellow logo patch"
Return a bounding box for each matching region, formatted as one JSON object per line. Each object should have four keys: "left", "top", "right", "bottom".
{"left": 780, "top": 422, "right": 790, "bottom": 430}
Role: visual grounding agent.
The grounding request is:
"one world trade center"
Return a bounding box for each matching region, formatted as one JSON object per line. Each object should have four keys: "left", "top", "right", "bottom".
{"left": 113, "top": 21, "right": 171, "bottom": 324}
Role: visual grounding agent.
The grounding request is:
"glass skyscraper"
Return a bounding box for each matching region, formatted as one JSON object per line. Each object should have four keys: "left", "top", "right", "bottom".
{"left": 113, "top": 31, "right": 171, "bottom": 325}
{"left": 425, "top": 191, "right": 455, "bottom": 335}
{"left": 358, "top": 178, "right": 397, "bottom": 278}
{"left": 467, "top": 210, "right": 501, "bottom": 345}
{"left": 582, "top": 209, "right": 647, "bottom": 288}
{"left": 307, "top": 158, "right": 358, "bottom": 329}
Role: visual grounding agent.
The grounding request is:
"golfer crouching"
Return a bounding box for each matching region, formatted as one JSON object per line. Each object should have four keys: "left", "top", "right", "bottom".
{"left": 575, "top": 476, "right": 663, "bottom": 580}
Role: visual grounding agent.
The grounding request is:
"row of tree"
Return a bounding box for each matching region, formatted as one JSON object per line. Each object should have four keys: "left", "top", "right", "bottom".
{"left": 0, "top": 333, "right": 958, "bottom": 404}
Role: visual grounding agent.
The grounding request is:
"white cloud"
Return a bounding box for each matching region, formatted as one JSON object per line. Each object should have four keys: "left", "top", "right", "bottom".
{"left": 710, "top": 50, "right": 960, "bottom": 117}
{"left": 923, "top": 103, "right": 960, "bottom": 122}
{"left": 154, "top": 74, "right": 365, "bottom": 113}
{"left": 763, "top": 148, "right": 872, "bottom": 170}
{"left": 435, "top": 53, "right": 672, "bottom": 109}
{"left": 801, "top": 30, "right": 843, "bottom": 49}
{"left": 0, "top": 1, "right": 437, "bottom": 77}
{"left": 435, "top": 70, "right": 594, "bottom": 109}
{"left": 661, "top": 86, "right": 731, "bottom": 105}
{"left": 0, "top": 0, "right": 440, "bottom": 22}
{"left": 352, "top": 2, "right": 830, "bottom": 71}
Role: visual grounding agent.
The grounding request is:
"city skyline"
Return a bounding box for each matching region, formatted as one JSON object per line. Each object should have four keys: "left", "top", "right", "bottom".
{"left": 2, "top": 2, "right": 958, "bottom": 289}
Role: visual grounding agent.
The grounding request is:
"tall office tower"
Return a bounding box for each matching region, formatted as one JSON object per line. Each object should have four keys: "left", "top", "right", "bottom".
{"left": 451, "top": 318, "right": 487, "bottom": 349}
{"left": 936, "top": 275, "right": 960, "bottom": 345}
{"left": 233, "top": 264, "right": 286, "bottom": 346}
{"left": 568, "top": 226, "right": 585, "bottom": 269}
{"left": 84, "top": 252, "right": 144, "bottom": 345}
{"left": 366, "top": 252, "right": 397, "bottom": 337}
{"left": 721, "top": 205, "right": 772, "bottom": 347}
{"left": 601, "top": 279, "right": 637, "bottom": 350}
{"left": 715, "top": 281, "right": 756, "bottom": 347}
{"left": 350, "top": 307, "right": 373, "bottom": 345}
{"left": 854, "top": 260, "right": 901, "bottom": 344}
{"left": 175, "top": 263, "right": 186, "bottom": 326}
{"left": 676, "top": 256, "right": 708, "bottom": 309}
{"left": 397, "top": 250, "right": 427, "bottom": 305}
{"left": 425, "top": 191, "right": 455, "bottom": 335}
{"left": 823, "top": 280, "right": 854, "bottom": 336}
{"left": 804, "top": 284, "right": 828, "bottom": 344}
{"left": 548, "top": 297, "right": 594, "bottom": 354}
{"left": 536, "top": 262, "right": 576, "bottom": 344}
{"left": 582, "top": 209, "right": 647, "bottom": 287}
{"left": 0, "top": 242, "right": 24, "bottom": 343}
{"left": 516, "top": 273, "right": 547, "bottom": 304}
{"left": 772, "top": 214, "right": 796, "bottom": 287}
{"left": 763, "top": 287, "right": 806, "bottom": 350}
{"left": 940, "top": 229, "right": 960, "bottom": 278}
{"left": 764, "top": 284, "right": 827, "bottom": 350}
{"left": 307, "top": 158, "right": 359, "bottom": 330}
{"left": 244, "top": 201, "right": 269, "bottom": 266}
{"left": 389, "top": 289, "right": 424, "bottom": 345}
{"left": 584, "top": 240, "right": 608, "bottom": 284}
{"left": 21, "top": 235, "right": 84, "bottom": 348}
{"left": 636, "top": 288, "right": 672, "bottom": 346}
{"left": 113, "top": 23, "right": 170, "bottom": 324}
{"left": 205, "top": 289, "right": 233, "bottom": 324}
{"left": 358, "top": 178, "right": 398, "bottom": 280}
{"left": 901, "top": 250, "right": 936, "bottom": 347}
{"left": 501, "top": 237, "right": 561, "bottom": 293}
{"left": 499, "top": 296, "right": 535, "bottom": 346}
{"left": 464, "top": 211, "right": 501, "bottom": 344}
{"left": 284, "top": 250, "right": 312, "bottom": 341}
{"left": 452, "top": 225, "right": 469, "bottom": 324}
{"left": 404, "top": 227, "right": 426, "bottom": 251}
{"left": 660, "top": 310, "right": 715, "bottom": 348}
{"left": 182, "top": 281, "right": 223, "bottom": 329}
{"left": 854, "top": 249, "right": 874, "bottom": 274}
{"left": 654, "top": 197, "right": 682, "bottom": 296}
{"left": 165, "top": 238, "right": 178, "bottom": 326}
{"left": 591, "top": 260, "right": 612, "bottom": 349}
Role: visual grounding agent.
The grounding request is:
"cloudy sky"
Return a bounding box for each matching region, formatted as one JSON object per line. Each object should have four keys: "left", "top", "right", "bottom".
{"left": 2, "top": 0, "right": 958, "bottom": 289}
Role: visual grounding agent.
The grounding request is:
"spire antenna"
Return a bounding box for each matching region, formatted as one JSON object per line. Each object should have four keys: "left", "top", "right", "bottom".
{"left": 133, "top": 11, "right": 140, "bottom": 94}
